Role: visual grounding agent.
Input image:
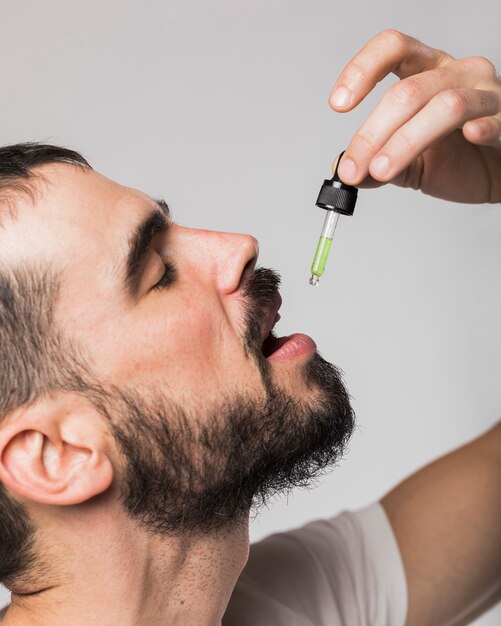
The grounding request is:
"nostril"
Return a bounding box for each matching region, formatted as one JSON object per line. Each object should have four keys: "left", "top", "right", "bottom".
{"left": 239, "top": 256, "right": 257, "bottom": 290}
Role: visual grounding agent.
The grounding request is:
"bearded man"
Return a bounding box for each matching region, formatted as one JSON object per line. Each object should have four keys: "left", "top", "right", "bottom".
{"left": 1, "top": 29, "right": 500, "bottom": 626}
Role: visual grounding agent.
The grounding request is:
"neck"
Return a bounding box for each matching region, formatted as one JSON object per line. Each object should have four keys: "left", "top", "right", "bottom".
{"left": 4, "top": 503, "right": 250, "bottom": 626}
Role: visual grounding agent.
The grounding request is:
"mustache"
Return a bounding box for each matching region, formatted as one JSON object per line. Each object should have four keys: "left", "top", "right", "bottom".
{"left": 241, "top": 266, "right": 281, "bottom": 357}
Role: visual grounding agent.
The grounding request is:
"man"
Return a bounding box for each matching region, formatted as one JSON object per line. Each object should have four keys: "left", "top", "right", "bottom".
{"left": 0, "top": 30, "right": 499, "bottom": 626}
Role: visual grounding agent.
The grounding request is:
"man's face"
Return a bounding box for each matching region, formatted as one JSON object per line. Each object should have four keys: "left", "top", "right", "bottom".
{"left": 7, "top": 165, "right": 310, "bottom": 405}
{"left": 4, "top": 164, "right": 354, "bottom": 531}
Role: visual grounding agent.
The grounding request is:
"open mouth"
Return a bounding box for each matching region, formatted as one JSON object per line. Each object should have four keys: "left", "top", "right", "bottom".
{"left": 259, "top": 294, "right": 317, "bottom": 362}
{"left": 259, "top": 294, "right": 283, "bottom": 358}
{"left": 261, "top": 330, "right": 289, "bottom": 358}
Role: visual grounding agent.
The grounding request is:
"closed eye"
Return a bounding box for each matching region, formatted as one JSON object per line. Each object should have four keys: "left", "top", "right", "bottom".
{"left": 152, "top": 260, "right": 177, "bottom": 290}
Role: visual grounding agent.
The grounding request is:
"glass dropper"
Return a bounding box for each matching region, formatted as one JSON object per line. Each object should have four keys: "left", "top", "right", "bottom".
{"left": 308, "top": 151, "right": 358, "bottom": 286}
{"left": 309, "top": 210, "right": 339, "bottom": 285}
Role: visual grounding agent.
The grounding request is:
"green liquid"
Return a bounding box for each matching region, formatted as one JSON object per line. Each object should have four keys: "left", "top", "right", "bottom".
{"left": 310, "top": 236, "right": 332, "bottom": 277}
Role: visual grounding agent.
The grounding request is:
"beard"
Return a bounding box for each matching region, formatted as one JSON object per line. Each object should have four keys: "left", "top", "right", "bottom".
{"left": 109, "top": 268, "right": 355, "bottom": 535}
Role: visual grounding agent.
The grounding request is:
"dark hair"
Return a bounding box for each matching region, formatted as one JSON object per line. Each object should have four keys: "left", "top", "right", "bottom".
{"left": 0, "top": 142, "right": 96, "bottom": 588}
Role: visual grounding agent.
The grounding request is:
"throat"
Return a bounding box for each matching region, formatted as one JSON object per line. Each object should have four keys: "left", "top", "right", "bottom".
{"left": 3, "top": 521, "right": 251, "bottom": 626}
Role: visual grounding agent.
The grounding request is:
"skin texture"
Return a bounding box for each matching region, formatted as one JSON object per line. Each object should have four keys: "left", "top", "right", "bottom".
{"left": 382, "top": 423, "right": 501, "bottom": 626}
{"left": 0, "top": 163, "right": 352, "bottom": 625}
{"left": 0, "top": 29, "right": 499, "bottom": 626}
{"left": 0, "top": 164, "right": 267, "bottom": 625}
{"left": 330, "top": 30, "right": 501, "bottom": 203}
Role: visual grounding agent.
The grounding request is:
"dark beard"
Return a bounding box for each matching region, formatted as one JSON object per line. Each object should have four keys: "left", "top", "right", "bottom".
{"left": 110, "top": 268, "right": 355, "bottom": 535}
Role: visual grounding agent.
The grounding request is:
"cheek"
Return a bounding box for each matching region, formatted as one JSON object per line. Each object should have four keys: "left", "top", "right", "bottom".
{"left": 105, "top": 297, "right": 254, "bottom": 398}
{"left": 64, "top": 289, "right": 263, "bottom": 402}
{"left": 136, "top": 304, "right": 264, "bottom": 402}
{"left": 147, "top": 309, "right": 220, "bottom": 369}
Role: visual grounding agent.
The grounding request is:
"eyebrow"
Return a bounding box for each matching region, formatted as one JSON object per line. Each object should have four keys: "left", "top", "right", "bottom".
{"left": 124, "top": 198, "right": 171, "bottom": 296}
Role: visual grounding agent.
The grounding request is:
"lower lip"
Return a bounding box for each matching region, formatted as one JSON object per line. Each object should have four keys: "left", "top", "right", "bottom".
{"left": 267, "top": 333, "right": 317, "bottom": 363}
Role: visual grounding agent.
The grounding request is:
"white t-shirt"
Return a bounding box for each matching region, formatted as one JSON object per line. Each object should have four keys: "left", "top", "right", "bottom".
{"left": 223, "top": 502, "right": 408, "bottom": 626}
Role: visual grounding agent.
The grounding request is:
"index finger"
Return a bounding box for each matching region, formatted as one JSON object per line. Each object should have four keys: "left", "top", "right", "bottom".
{"left": 329, "top": 29, "right": 453, "bottom": 111}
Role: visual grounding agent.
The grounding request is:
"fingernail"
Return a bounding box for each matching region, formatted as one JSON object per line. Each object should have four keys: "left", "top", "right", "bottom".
{"left": 339, "top": 158, "right": 357, "bottom": 181}
{"left": 330, "top": 86, "right": 351, "bottom": 109}
{"left": 371, "top": 154, "right": 390, "bottom": 177}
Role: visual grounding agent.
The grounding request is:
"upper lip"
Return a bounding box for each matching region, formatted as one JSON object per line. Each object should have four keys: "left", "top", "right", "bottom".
{"left": 261, "top": 292, "right": 282, "bottom": 343}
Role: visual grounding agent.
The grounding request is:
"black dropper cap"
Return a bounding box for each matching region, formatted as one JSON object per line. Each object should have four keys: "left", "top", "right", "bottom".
{"left": 315, "top": 150, "right": 358, "bottom": 216}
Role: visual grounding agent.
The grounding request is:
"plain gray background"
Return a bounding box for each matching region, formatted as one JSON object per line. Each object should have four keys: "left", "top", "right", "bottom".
{"left": 1, "top": 1, "right": 499, "bottom": 623}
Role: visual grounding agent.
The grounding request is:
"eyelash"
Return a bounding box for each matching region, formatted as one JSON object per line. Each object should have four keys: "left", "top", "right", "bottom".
{"left": 152, "top": 260, "right": 177, "bottom": 290}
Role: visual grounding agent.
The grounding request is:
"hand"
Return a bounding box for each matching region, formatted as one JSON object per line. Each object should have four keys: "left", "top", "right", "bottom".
{"left": 330, "top": 30, "right": 501, "bottom": 203}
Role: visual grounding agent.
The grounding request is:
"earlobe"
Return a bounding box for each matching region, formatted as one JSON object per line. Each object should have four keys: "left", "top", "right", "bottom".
{"left": 0, "top": 394, "right": 114, "bottom": 506}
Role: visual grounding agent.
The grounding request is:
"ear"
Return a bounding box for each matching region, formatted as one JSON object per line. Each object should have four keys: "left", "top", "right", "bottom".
{"left": 0, "top": 392, "right": 114, "bottom": 506}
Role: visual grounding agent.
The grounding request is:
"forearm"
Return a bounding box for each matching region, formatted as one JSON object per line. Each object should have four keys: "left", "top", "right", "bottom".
{"left": 381, "top": 422, "right": 501, "bottom": 626}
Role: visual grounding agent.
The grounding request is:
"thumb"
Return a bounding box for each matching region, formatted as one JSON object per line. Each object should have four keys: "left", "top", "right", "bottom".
{"left": 332, "top": 153, "right": 385, "bottom": 189}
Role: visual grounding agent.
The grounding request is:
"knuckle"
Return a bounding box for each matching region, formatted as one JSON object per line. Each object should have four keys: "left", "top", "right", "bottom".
{"left": 469, "top": 55, "right": 496, "bottom": 77}
{"left": 378, "top": 28, "right": 407, "bottom": 51}
{"left": 435, "top": 65, "right": 450, "bottom": 80}
{"left": 341, "top": 61, "right": 366, "bottom": 84}
{"left": 439, "top": 89, "right": 469, "bottom": 117}
{"left": 479, "top": 89, "right": 496, "bottom": 111}
{"left": 353, "top": 131, "right": 378, "bottom": 153}
{"left": 395, "top": 130, "right": 417, "bottom": 152}
{"left": 388, "top": 78, "right": 422, "bottom": 107}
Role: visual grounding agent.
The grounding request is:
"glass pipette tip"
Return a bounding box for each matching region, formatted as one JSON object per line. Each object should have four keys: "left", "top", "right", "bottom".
{"left": 309, "top": 210, "right": 339, "bottom": 286}
{"left": 308, "top": 150, "right": 359, "bottom": 286}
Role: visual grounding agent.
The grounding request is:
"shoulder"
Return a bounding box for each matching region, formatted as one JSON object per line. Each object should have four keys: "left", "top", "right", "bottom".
{"left": 223, "top": 502, "right": 408, "bottom": 626}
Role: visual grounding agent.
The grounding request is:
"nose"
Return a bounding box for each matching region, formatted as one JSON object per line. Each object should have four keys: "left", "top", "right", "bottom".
{"left": 174, "top": 226, "right": 259, "bottom": 294}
